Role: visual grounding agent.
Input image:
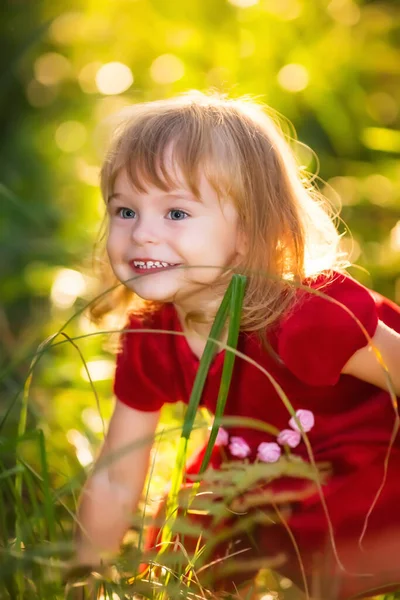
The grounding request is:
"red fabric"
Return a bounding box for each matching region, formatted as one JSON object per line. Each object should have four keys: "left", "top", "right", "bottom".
{"left": 114, "top": 271, "right": 400, "bottom": 597}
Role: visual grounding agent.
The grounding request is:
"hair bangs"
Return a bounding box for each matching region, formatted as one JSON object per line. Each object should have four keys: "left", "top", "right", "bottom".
{"left": 101, "top": 103, "right": 240, "bottom": 207}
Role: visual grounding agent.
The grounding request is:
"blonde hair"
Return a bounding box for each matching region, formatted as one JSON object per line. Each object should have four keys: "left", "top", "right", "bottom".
{"left": 90, "top": 90, "right": 347, "bottom": 350}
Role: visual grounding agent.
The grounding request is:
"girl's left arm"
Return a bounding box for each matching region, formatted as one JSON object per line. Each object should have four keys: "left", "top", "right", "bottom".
{"left": 341, "top": 320, "right": 400, "bottom": 395}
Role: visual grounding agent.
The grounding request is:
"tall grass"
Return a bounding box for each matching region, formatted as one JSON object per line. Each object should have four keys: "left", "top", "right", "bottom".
{"left": 1, "top": 272, "right": 399, "bottom": 599}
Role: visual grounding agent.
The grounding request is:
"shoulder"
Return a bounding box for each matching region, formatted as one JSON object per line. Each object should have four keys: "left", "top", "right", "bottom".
{"left": 277, "top": 270, "right": 379, "bottom": 386}
{"left": 285, "top": 270, "right": 378, "bottom": 327}
{"left": 113, "top": 303, "right": 179, "bottom": 411}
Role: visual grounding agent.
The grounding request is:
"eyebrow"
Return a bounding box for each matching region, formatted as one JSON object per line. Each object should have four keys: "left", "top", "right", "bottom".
{"left": 107, "top": 191, "right": 202, "bottom": 203}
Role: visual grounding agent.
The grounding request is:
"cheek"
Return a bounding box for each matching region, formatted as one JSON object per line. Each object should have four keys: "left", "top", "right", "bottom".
{"left": 106, "top": 229, "right": 120, "bottom": 259}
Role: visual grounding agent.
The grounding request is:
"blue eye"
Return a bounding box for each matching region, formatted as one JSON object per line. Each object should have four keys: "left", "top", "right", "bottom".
{"left": 118, "top": 208, "right": 135, "bottom": 219}
{"left": 168, "top": 209, "right": 189, "bottom": 221}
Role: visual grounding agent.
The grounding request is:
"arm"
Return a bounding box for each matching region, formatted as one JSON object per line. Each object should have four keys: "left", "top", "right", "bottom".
{"left": 74, "top": 400, "right": 160, "bottom": 566}
{"left": 341, "top": 320, "right": 400, "bottom": 395}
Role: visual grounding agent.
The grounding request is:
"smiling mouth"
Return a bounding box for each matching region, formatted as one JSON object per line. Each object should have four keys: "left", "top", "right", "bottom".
{"left": 130, "top": 260, "right": 182, "bottom": 271}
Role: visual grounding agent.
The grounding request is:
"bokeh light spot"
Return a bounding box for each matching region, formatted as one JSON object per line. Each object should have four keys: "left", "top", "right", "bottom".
{"left": 67, "top": 429, "right": 93, "bottom": 467}
{"left": 51, "top": 268, "right": 86, "bottom": 308}
{"left": 76, "top": 159, "right": 100, "bottom": 187}
{"left": 78, "top": 61, "right": 103, "bottom": 94}
{"left": 228, "top": 0, "right": 259, "bottom": 7}
{"left": 239, "top": 29, "right": 256, "bottom": 57}
{"left": 96, "top": 62, "right": 133, "bottom": 95}
{"left": 49, "top": 12, "right": 84, "bottom": 45}
{"left": 55, "top": 121, "right": 87, "bottom": 153}
{"left": 263, "top": 0, "right": 302, "bottom": 20}
{"left": 390, "top": 221, "right": 400, "bottom": 252}
{"left": 362, "top": 127, "right": 400, "bottom": 153}
{"left": 278, "top": 64, "right": 309, "bottom": 92}
{"left": 34, "top": 52, "right": 72, "bottom": 86}
{"left": 150, "top": 54, "right": 185, "bottom": 84}
{"left": 279, "top": 577, "right": 293, "bottom": 589}
{"left": 82, "top": 408, "right": 105, "bottom": 434}
{"left": 363, "top": 174, "right": 394, "bottom": 206}
{"left": 26, "top": 80, "right": 58, "bottom": 107}
{"left": 80, "top": 360, "right": 115, "bottom": 382}
{"left": 327, "top": 0, "right": 361, "bottom": 26}
{"left": 366, "top": 92, "right": 398, "bottom": 125}
{"left": 325, "top": 176, "right": 359, "bottom": 206}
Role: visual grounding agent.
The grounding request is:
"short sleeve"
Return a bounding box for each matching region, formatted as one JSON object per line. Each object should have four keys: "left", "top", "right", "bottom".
{"left": 278, "top": 273, "right": 379, "bottom": 386}
{"left": 113, "top": 312, "right": 171, "bottom": 412}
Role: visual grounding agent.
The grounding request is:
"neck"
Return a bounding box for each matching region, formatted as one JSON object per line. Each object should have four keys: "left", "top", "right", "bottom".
{"left": 173, "top": 294, "right": 228, "bottom": 341}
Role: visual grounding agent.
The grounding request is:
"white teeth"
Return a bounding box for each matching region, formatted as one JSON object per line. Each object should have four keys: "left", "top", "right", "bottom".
{"left": 133, "top": 260, "right": 177, "bottom": 269}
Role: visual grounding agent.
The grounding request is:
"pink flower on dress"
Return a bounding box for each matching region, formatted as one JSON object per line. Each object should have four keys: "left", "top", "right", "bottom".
{"left": 215, "top": 427, "right": 229, "bottom": 446}
{"left": 289, "top": 409, "right": 315, "bottom": 433}
{"left": 277, "top": 428, "right": 301, "bottom": 448}
{"left": 257, "top": 442, "right": 281, "bottom": 463}
{"left": 229, "top": 436, "right": 251, "bottom": 458}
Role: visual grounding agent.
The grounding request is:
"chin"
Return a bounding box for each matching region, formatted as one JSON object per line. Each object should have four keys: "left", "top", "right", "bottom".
{"left": 128, "top": 282, "right": 176, "bottom": 303}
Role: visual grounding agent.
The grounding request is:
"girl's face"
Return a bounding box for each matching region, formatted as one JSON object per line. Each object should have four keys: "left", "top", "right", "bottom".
{"left": 106, "top": 167, "right": 246, "bottom": 309}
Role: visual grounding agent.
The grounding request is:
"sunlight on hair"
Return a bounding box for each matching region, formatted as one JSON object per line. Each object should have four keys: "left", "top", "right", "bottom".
{"left": 80, "top": 359, "right": 115, "bottom": 382}
{"left": 55, "top": 121, "right": 87, "bottom": 153}
{"left": 34, "top": 52, "right": 72, "bottom": 86}
{"left": 340, "top": 236, "right": 361, "bottom": 263}
{"left": 150, "top": 54, "right": 185, "bottom": 84}
{"left": 67, "top": 429, "right": 93, "bottom": 467}
{"left": 390, "top": 221, "right": 400, "bottom": 252}
{"left": 278, "top": 64, "right": 309, "bottom": 92}
{"left": 51, "top": 268, "right": 87, "bottom": 309}
{"left": 96, "top": 62, "right": 134, "bottom": 95}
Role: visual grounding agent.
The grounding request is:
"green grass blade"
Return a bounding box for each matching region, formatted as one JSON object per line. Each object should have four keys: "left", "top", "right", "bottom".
{"left": 37, "top": 429, "right": 56, "bottom": 541}
{"left": 199, "top": 274, "right": 247, "bottom": 473}
{"left": 161, "top": 275, "right": 235, "bottom": 547}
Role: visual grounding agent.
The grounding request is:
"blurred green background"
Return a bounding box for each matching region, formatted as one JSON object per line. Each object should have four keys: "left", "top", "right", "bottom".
{"left": 0, "top": 0, "right": 399, "bottom": 589}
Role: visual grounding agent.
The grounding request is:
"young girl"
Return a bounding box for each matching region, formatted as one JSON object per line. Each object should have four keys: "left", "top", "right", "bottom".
{"left": 73, "top": 91, "right": 400, "bottom": 599}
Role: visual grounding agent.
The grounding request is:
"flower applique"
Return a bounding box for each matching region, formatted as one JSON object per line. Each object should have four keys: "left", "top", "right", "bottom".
{"left": 258, "top": 409, "right": 315, "bottom": 461}
{"left": 212, "top": 409, "right": 315, "bottom": 464}
{"left": 289, "top": 409, "right": 315, "bottom": 433}
{"left": 229, "top": 436, "right": 251, "bottom": 459}
{"left": 274, "top": 409, "right": 315, "bottom": 450}
{"left": 215, "top": 427, "right": 229, "bottom": 447}
{"left": 212, "top": 427, "right": 251, "bottom": 458}
{"left": 277, "top": 428, "right": 301, "bottom": 448}
{"left": 257, "top": 442, "right": 281, "bottom": 463}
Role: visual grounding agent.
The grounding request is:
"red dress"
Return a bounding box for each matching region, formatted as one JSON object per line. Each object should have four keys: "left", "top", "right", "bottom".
{"left": 114, "top": 272, "right": 400, "bottom": 598}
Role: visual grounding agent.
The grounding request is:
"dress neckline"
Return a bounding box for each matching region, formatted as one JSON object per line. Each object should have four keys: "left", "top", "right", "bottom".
{"left": 169, "top": 303, "right": 229, "bottom": 375}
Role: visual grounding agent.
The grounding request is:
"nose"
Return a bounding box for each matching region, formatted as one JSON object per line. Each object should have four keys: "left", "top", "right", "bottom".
{"left": 129, "top": 214, "right": 161, "bottom": 246}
